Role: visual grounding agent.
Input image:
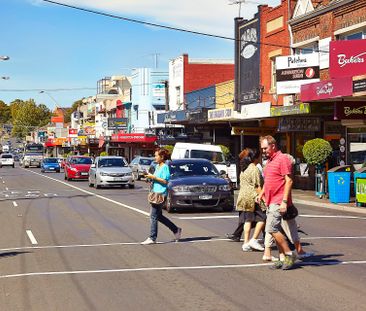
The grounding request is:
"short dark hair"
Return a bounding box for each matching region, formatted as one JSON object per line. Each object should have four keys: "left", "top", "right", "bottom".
{"left": 240, "top": 148, "right": 260, "bottom": 172}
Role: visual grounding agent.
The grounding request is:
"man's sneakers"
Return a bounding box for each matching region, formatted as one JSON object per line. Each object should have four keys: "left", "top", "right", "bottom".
{"left": 174, "top": 228, "right": 182, "bottom": 241}
{"left": 248, "top": 239, "right": 264, "bottom": 251}
{"left": 297, "top": 251, "right": 314, "bottom": 260}
{"left": 225, "top": 233, "right": 241, "bottom": 242}
{"left": 242, "top": 243, "right": 252, "bottom": 252}
{"left": 141, "top": 237, "right": 156, "bottom": 245}
{"left": 281, "top": 253, "right": 297, "bottom": 270}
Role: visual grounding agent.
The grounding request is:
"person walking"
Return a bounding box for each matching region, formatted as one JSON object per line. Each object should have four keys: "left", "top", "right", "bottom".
{"left": 235, "top": 148, "right": 266, "bottom": 252}
{"left": 141, "top": 148, "right": 182, "bottom": 245}
{"left": 257, "top": 135, "right": 296, "bottom": 270}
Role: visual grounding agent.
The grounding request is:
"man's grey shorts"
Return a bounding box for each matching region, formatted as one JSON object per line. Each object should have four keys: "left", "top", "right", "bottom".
{"left": 265, "top": 204, "right": 282, "bottom": 233}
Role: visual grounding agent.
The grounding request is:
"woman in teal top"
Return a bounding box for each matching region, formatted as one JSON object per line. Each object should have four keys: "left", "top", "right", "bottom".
{"left": 141, "top": 148, "right": 182, "bottom": 245}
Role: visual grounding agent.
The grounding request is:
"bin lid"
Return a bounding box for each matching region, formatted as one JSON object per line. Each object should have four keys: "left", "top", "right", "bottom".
{"left": 328, "top": 165, "right": 352, "bottom": 173}
{"left": 355, "top": 166, "right": 366, "bottom": 173}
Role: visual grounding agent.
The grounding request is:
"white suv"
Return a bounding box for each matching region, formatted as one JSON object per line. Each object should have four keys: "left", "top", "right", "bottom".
{"left": 0, "top": 153, "right": 15, "bottom": 168}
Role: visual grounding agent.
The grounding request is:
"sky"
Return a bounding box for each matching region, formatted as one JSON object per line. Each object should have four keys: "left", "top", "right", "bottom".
{"left": 0, "top": 0, "right": 280, "bottom": 110}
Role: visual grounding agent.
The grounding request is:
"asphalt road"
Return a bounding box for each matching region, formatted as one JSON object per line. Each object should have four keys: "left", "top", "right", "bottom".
{"left": 0, "top": 165, "right": 365, "bottom": 310}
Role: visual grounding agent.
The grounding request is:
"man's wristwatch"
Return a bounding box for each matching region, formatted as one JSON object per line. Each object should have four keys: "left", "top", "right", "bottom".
{"left": 282, "top": 199, "right": 288, "bottom": 204}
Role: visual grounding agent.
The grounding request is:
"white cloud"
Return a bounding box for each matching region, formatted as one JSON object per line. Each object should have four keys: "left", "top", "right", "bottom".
{"left": 35, "top": 0, "right": 281, "bottom": 37}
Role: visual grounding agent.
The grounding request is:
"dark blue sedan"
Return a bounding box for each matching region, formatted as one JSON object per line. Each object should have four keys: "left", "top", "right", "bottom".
{"left": 41, "top": 158, "right": 61, "bottom": 173}
{"left": 165, "top": 159, "right": 234, "bottom": 213}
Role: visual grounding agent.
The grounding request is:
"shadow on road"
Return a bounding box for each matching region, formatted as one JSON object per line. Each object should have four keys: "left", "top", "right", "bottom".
{"left": 0, "top": 251, "right": 32, "bottom": 259}
{"left": 179, "top": 236, "right": 221, "bottom": 243}
{"left": 292, "top": 253, "right": 345, "bottom": 270}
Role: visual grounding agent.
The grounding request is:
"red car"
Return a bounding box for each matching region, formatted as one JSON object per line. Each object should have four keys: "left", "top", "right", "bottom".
{"left": 64, "top": 156, "right": 93, "bottom": 181}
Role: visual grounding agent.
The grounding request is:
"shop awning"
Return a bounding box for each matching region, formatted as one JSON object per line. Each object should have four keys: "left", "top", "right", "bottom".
{"left": 111, "top": 133, "right": 157, "bottom": 143}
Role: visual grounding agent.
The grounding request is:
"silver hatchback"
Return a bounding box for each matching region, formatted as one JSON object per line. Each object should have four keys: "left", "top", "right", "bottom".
{"left": 88, "top": 156, "right": 134, "bottom": 189}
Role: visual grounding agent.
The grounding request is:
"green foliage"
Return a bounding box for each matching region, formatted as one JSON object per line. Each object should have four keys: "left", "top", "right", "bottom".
{"left": 100, "top": 151, "right": 108, "bottom": 156}
{"left": 83, "top": 153, "right": 90, "bottom": 156}
{"left": 0, "top": 100, "right": 11, "bottom": 124}
{"left": 163, "top": 145, "right": 174, "bottom": 154}
{"left": 302, "top": 138, "right": 332, "bottom": 165}
{"left": 219, "top": 144, "right": 230, "bottom": 159}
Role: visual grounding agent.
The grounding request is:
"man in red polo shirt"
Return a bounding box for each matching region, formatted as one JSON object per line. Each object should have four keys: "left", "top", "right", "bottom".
{"left": 257, "top": 135, "right": 296, "bottom": 270}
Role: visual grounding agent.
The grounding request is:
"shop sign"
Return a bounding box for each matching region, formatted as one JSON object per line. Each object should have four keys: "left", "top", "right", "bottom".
{"left": 51, "top": 116, "right": 64, "bottom": 123}
{"left": 276, "top": 53, "right": 320, "bottom": 94}
{"left": 152, "top": 83, "right": 165, "bottom": 97}
{"left": 208, "top": 108, "right": 237, "bottom": 121}
{"left": 163, "top": 110, "right": 188, "bottom": 123}
{"left": 78, "top": 136, "right": 87, "bottom": 146}
{"left": 53, "top": 137, "right": 68, "bottom": 146}
{"left": 237, "top": 18, "right": 261, "bottom": 104}
{"left": 37, "top": 131, "right": 46, "bottom": 138}
{"left": 188, "top": 109, "right": 208, "bottom": 123}
{"left": 231, "top": 127, "right": 276, "bottom": 136}
{"left": 68, "top": 128, "right": 78, "bottom": 138}
{"left": 353, "top": 75, "right": 366, "bottom": 96}
{"left": 330, "top": 39, "right": 366, "bottom": 79}
{"left": 356, "top": 178, "right": 366, "bottom": 204}
{"left": 271, "top": 103, "right": 310, "bottom": 117}
{"left": 87, "top": 138, "right": 98, "bottom": 145}
{"left": 240, "top": 102, "right": 271, "bottom": 119}
{"left": 111, "top": 133, "right": 157, "bottom": 143}
{"left": 300, "top": 77, "right": 353, "bottom": 102}
{"left": 278, "top": 117, "right": 321, "bottom": 132}
{"left": 335, "top": 102, "right": 366, "bottom": 120}
{"left": 108, "top": 118, "right": 128, "bottom": 130}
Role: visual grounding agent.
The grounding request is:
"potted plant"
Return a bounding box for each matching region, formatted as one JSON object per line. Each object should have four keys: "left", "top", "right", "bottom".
{"left": 302, "top": 138, "right": 333, "bottom": 198}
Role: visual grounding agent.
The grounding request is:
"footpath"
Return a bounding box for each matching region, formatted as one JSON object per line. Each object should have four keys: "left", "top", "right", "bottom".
{"left": 233, "top": 189, "right": 366, "bottom": 215}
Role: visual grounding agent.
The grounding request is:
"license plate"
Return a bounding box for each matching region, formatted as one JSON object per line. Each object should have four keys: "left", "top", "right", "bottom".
{"left": 114, "top": 177, "right": 123, "bottom": 181}
{"left": 49, "top": 167, "right": 54, "bottom": 170}
{"left": 81, "top": 172, "right": 88, "bottom": 176}
{"left": 199, "top": 195, "right": 212, "bottom": 200}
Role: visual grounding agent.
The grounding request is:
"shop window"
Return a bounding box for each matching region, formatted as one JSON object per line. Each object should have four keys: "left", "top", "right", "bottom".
{"left": 293, "top": 42, "right": 318, "bottom": 55}
{"left": 270, "top": 58, "right": 276, "bottom": 92}
{"left": 339, "top": 29, "right": 365, "bottom": 40}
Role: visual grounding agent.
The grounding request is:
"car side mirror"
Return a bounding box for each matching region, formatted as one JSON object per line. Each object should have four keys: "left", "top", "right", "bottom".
{"left": 91, "top": 164, "right": 96, "bottom": 168}
{"left": 219, "top": 170, "right": 227, "bottom": 177}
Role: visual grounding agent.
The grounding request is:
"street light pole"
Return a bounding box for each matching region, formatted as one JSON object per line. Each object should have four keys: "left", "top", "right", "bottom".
{"left": 39, "top": 90, "right": 60, "bottom": 109}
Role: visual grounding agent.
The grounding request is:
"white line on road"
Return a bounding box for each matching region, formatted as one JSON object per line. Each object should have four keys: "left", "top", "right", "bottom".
{"left": 23, "top": 169, "right": 150, "bottom": 216}
{"left": 12, "top": 201, "right": 18, "bottom": 207}
{"left": 175, "top": 215, "right": 236, "bottom": 220}
{"left": 26, "top": 230, "right": 38, "bottom": 245}
{"left": 1, "top": 260, "right": 366, "bottom": 279}
{"left": 0, "top": 236, "right": 365, "bottom": 253}
{"left": 5, "top": 187, "right": 8, "bottom": 191}
{"left": 300, "top": 214, "right": 366, "bottom": 220}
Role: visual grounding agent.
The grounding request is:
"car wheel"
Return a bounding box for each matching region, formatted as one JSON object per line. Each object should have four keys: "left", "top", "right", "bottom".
{"left": 128, "top": 184, "right": 135, "bottom": 189}
{"left": 41, "top": 169, "right": 44, "bottom": 173}
{"left": 166, "top": 193, "right": 174, "bottom": 213}
{"left": 12, "top": 164, "right": 15, "bottom": 168}
{"left": 64, "top": 174, "right": 67, "bottom": 180}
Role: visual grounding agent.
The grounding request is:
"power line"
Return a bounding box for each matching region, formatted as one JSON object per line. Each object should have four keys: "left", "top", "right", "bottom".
{"left": 0, "top": 88, "right": 95, "bottom": 92}
{"left": 41, "top": 0, "right": 330, "bottom": 53}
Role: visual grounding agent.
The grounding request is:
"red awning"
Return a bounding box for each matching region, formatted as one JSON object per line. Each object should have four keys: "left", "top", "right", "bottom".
{"left": 111, "top": 133, "right": 157, "bottom": 143}
{"left": 45, "top": 139, "right": 55, "bottom": 147}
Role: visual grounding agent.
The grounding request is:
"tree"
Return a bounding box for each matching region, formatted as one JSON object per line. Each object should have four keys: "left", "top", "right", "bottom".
{"left": 0, "top": 100, "right": 11, "bottom": 124}
{"left": 64, "top": 99, "right": 83, "bottom": 124}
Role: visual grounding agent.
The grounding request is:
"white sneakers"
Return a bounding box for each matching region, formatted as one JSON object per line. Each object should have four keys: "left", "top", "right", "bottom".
{"left": 141, "top": 237, "right": 156, "bottom": 245}
{"left": 242, "top": 243, "right": 251, "bottom": 252}
{"left": 242, "top": 239, "right": 265, "bottom": 252}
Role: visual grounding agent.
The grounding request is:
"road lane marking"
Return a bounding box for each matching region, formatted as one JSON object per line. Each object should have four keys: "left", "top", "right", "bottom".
{"left": 1, "top": 260, "right": 366, "bottom": 279}
{"left": 0, "top": 236, "right": 365, "bottom": 253}
{"left": 5, "top": 187, "right": 8, "bottom": 191}
{"left": 175, "top": 215, "right": 236, "bottom": 220}
{"left": 26, "top": 230, "right": 38, "bottom": 245}
{"left": 23, "top": 169, "right": 150, "bottom": 216}
{"left": 300, "top": 214, "right": 366, "bottom": 220}
{"left": 12, "top": 201, "right": 18, "bottom": 207}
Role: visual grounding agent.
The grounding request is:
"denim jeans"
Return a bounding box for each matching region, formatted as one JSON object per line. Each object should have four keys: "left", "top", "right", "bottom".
{"left": 150, "top": 199, "right": 178, "bottom": 241}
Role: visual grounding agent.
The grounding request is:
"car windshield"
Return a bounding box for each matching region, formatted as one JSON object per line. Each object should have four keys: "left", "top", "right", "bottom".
{"left": 1, "top": 154, "right": 12, "bottom": 159}
{"left": 44, "top": 158, "right": 58, "bottom": 163}
{"left": 139, "top": 158, "right": 153, "bottom": 165}
{"left": 190, "top": 150, "right": 225, "bottom": 164}
{"left": 98, "top": 158, "right": 126, "bottom": 167}
{"left": 71, "top": 157, "right": 93, "bottom": 165}
{"left": 170, "top": 162, "right": 219, "bottom": 178}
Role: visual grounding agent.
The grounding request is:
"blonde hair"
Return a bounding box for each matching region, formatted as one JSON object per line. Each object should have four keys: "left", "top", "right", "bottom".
{"left": 260, "top": 135, "right": 277, "bottom": 146}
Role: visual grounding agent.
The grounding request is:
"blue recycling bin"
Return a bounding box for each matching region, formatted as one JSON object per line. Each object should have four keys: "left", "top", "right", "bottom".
{"left": 354, "top": 167, "right": 366, "bottom": 195}
{"left": 327, "top": 166, "right": 351, "bottom": 203}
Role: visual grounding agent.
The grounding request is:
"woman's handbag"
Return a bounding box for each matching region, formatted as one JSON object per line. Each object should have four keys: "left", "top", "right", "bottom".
{"left": 148, "top": 192, "right": 165, "bottom": 204}
{"left": 282, "top": 204, "right": 299, "bottom": 220}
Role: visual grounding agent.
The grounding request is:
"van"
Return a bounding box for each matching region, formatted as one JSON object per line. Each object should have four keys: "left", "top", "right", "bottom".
{"left": 171, "top": 142, "right": 237, "bottom": 186}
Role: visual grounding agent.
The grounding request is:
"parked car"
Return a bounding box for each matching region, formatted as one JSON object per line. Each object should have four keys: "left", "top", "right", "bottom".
{"left": 129, "top": 156, "right": 154, "bottom": 180}
{"left": 0, "top": 153, "right": 15, "bottom": 168}
{"left": 88, "top": 156, "right": 134, "bottom": 189}
{"left": 41, "top": 158, "right": 61, "bottom": 173}
{"left": 165, "top": 159, "right": 234, "bottom": 213}
{"left": 64, "top": 156, "right": 93, "bottom": 181}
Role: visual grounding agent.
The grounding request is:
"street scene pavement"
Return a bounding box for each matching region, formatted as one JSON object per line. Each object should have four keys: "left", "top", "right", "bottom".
{"left": 0, "top": 166, "right": 365, "bottom": 311}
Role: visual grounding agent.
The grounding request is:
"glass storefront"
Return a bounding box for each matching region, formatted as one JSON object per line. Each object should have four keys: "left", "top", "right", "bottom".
{"left": 348, "top": 128, "right": 366, "bottom": 170}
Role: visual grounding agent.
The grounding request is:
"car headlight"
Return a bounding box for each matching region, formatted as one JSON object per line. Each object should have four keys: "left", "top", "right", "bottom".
{"left": 218, "top": 185, "right": 231, "bottom": 191}
{"left": 100, "top": 172, "right": 108, "bottom": 176}
{"left": 172, "top": 185, "right": 191, "bottom": 192}
{"left": 70, "top": 167, "right": 78, "bottom": 172}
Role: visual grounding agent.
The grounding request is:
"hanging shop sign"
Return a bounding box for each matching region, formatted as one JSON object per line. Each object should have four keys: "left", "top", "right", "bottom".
{"left": 208, "top": 108, "right": 237, "bottom": 121}
{"left": 162, "top": 110, "right": 188, "bottom": 123}
{"left": 353, "top": 75, "right": 366, "bottom": 97}
{"left": 231, "top": 127, "right": 276, "bottom": 136}
{"left": 334, "top": 101, "right": 366, "bottom": 120}
{"left": 68, "top": 128, "right": 78, "bottom": 138}
{"left": 152, "top": 83, "right": 166, "bottom": 97}
{"left": 278, "top": 117, "right": 321, "bottom": 132}
{"left": 236, "top": 18, "right": 261, "bottom": 104}
{"left": 300, "top": 77, "right": 353, "bottom": 102}
{"left": 330, "top": 39, "right": 366, "bottom": 79}
{"left": 87, "top": 138, "right": 99, "bottom": 145}
{"left": 356, "top": 178, "right": 366, "bottom": 204}
{"left": 188, "top": 109, "right": 208, "bottom": 124}
{"left": 111, "top": 133, "right": 157, "bottom": 143}
{"left": 276, "top": 53, "right": 320, "bottom": 94}
{"left": 240, "top": 102, "right": 271, "bottom": 119}
{"left": 108, "top": 118, "right": 128, "bottom": 130}
{"left": 270, "top": 103, "right": 310, "bottom": 117}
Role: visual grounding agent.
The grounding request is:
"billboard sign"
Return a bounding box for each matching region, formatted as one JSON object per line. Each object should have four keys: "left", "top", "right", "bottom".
{"left": 276, "top": 53, "right": 320, "bottom": 94}
{"left": 108, "top": 118, "right": 128, "bottom": 130}
{"left": 330, "top": 39, "right": 366, "bottom": 78}
{"left": 237, "top": 18, "right": 261, "bottom": 104}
